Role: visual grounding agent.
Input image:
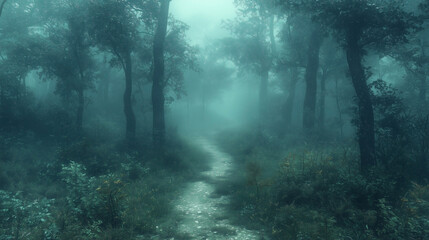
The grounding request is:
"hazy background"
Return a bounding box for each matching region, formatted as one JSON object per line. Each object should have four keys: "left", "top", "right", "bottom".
{"left": 169, "top": 0, "right": 260, "bottom": 134}
{"left": 170, "top": 0, "right": 236, "bottom": 47}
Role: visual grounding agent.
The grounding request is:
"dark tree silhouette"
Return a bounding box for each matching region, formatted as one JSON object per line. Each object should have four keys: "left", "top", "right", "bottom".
{"left": 152, "top": 0, "right": 170, "bottom": 148}
{"left": 279, "top": 0, "right": 420, "bottom": 171}
{"left": 303, "top": 27, "right": 323, "bottom": 131}
{"left": 88, "top": 0, "right": 139, "bottom": 141}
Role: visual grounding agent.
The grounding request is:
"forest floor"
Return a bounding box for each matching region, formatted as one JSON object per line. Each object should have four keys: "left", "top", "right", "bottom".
{"left": 169, "top": 136, "right": 266, "bottom": 240}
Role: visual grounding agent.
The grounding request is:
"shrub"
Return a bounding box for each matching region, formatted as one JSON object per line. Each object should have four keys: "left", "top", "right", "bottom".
{"left": 0, "top": 190, "right": 56, "bottom": 240}
{"left": 60, "top": 161, "right": 99, "bottom": 224}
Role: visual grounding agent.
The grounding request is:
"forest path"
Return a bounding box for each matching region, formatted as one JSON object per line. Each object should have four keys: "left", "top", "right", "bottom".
{"left": 172, "top": 136, "right": 266, "bottom": 240}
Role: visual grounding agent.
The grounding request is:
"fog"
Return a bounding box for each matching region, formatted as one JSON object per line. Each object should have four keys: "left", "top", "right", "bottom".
{"left": 1, "top": 0, "right": 429, "bottom": 239}
{"left": 170, "top": 0, "right": 236, "bottom": 46}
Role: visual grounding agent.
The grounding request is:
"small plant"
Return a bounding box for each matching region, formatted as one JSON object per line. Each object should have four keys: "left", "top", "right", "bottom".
{"left": 245, "top": 162, "right": 262, "bottom": 202}
{"left": 96, "top": 174, "right": 127, "bottom": 228}
{"left": 0, "top": 190, "right": 55, "bottom": 240}
{"left": 60, "top": 161, "right": 99, "bottom": 223}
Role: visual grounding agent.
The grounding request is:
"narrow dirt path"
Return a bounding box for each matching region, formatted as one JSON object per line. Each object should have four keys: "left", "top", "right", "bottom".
{"left": 173, "top": 136, "right": 266, "bottom": 240}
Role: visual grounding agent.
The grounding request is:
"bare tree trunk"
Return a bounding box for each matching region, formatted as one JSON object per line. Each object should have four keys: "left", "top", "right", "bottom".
{"left": 152, "top": 0, "right": 170, "bottom": 148}
{"left": 103, "top": 78, "right": 110, "bottom": 101}
{"left": 259, "top": 67, "right": 269, "bottom": 128}
{"left": 346, "top": 38, "right": 376, "bottom": 171}
{"left": 76, "top": 87, "right": 84, "bottom": 132}
{"left": 303, "top": 28, "right": 322, "bottom": 131}
{"left": 124, "top": 51, "right": 136, "bottom": 141}
{"left": 419, "top": 77, "right": 427, "bottom": 105}
{"left": 318, "top": 68, "right": 327, "bottom": 130}
{"left": 283, "top": 67, "right": 299, "bottom": 130}
{"left": 335, "top": 77, "right": 344, "bottom": 138}
{"left": 419, "top": 39, "right": 427, "bottom": 107}
{"left": 76, "top": 59, "right": 85, "bottom": 133}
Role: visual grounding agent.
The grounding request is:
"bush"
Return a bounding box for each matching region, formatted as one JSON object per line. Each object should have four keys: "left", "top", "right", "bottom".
{"left": 60, "top": 161, "right": 100, "bottom": 226}
{"left": 0, "top": 190, "right": 56, "bottom": 240}
{"left": 215, "top": 130, "right": 429, "bottom": 240}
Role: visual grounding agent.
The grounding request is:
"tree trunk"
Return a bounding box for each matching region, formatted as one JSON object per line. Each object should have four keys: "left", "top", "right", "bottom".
{"left": 152, "top": 0, "right": 170, "bottom": 148}
{"left": 283, "top": 67, "right": 299, "bottom": 130}
{"left": 76, "top": 87, "right": 84, "bottom": 132}
{"left": 419, "top": 76, "right": 426, "bottom": 106}
{"left": 346, "top": 40, "right": 376, "bottom": 171}
{"left": 103, "top": 78, "right": 110, "bottom": 101}
{"left": 419, "top": 40, "right": 427, "bottom": 107}
{"left": 259, "top": 66, "right": 269, "bottom": 127}
{"left": 335, "top": 77, "right": 344, "bottom": 138}
{"left": 303, "top": 29, "right": 322, "bottom": 131}
{"left": 76, "top": 58, "right": 85, "bottom": 134}
{"left": 124, "top": 51, "right": 136, "bottom": 140}
{"left": 318, "top": 68, "right": 327, "bottom": 130}
{"left": 0, "top": 82, "right": 4, "bottom": 113}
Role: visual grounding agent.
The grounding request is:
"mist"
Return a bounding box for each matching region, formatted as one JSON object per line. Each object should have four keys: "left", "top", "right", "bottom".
{"left": 1, "top": 0, "right": 429, "bottom": 239}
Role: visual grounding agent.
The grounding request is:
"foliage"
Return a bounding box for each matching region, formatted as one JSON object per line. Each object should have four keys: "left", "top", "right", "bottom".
{"left": 281, "top": 0, "right": 421, "bottom": 51}
{"left": 163, "top": 19, "right": 199, "bottom": 102}
{"left": 216, "top": 130, "right": 429, "bottom": 240}
{"left": 60, "top": 161, "right": 100, "bottom": 225}
{"left": 56, "top": 140, "right": 116, "bottom": 176}
{"left": 222, "top": 0, "right": 276, "bottom": 75}
{"left": 369, "top": 79, "right": 411, "bottom": 166}
{"left": 0, "top": 190, "right": 56, "bottom": 240}
{"left": 87, "top": 0, "right": 139, "bottom": 59}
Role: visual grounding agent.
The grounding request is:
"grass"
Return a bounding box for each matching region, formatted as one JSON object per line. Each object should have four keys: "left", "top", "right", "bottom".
{"left": 213, "top": 129, "right": 429, "bottom": 240}
{"left": 0, "top": 130, "right": 210, "bottom": 240}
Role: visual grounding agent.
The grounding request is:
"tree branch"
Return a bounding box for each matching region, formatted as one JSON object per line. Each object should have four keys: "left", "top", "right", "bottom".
{"left": 0, "top": 0, "right": 7, "bottom": 17}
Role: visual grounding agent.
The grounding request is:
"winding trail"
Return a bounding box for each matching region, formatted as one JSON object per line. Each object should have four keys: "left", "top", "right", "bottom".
{"left": 173, "top": 136, "right": 265, "bottom": 239}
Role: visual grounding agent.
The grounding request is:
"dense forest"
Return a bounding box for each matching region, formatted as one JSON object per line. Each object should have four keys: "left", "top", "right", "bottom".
{"left": 1, "top": 0, "right": 429, "bottom": 239}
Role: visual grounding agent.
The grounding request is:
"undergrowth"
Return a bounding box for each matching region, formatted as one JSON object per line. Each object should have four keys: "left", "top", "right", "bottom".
{"left": 215, "top": 130, "right": 429, "bottom": 240}
{"left": 0, "top": 132, "right": 208, "bottom": 240}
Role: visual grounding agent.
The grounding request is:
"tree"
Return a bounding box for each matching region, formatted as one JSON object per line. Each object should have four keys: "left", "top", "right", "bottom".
{"left": 279, "top": 0, "right": 420, "bottom": 171}
{"left": 163, "top": 19, "right": 198, "bottom": 103}
{"left": 184, "top": 44, "right": 233, "bottom": 124}
{"left": 152, "top": 0, "right": 170, "bottom": 148}
{"left": 223, "top": 0, "right": 277, "bottom": 127}
{"left": 302, "top": 25, "right": 323, "bottom": 131}
{"left": 391, "top": 31, "right": 429, "bottom": 111}
{"left": 0, "top": 0, "right": 43, "bottom": 128}
{"left": 318, "top": 39, "right": 346, "bottom": 131}
{"left": 88, "top": 0, "right": 139, "bottom": 141}
{"left": 35, "top": 0, "right": 95, "bottom": 133}
{"left": 276, "top": 14, "right": 307, "bottom": 132}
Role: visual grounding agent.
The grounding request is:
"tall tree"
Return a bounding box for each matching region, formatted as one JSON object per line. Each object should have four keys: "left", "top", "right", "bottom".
{"left": 88, "top": 0, "right": 139, "bottom": 141}
{"left": 276, "top": 14, "right": 307, "bottom": 132}
{"left": 223, "top": 0, "right": 277, "bottom": 127}
{"left": 0, "top": 0, "right": 43, "bottom": 127}
{"left": 317, "top": 39, "right": 346, "bottom": 131}
{"left": 279, "top": 0, "right": 420, "bottom": 171}
{"left": 392, "top": 31, "right": 429, "bottom": 112}
{"left": 35, "top": 0, "right": 95, "bottom": 132}
{"left": 152, "top": 0, "right": 170, "bottom": 148}
{"left": 302, "top": 26, "right": 323, "bottom": 131}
